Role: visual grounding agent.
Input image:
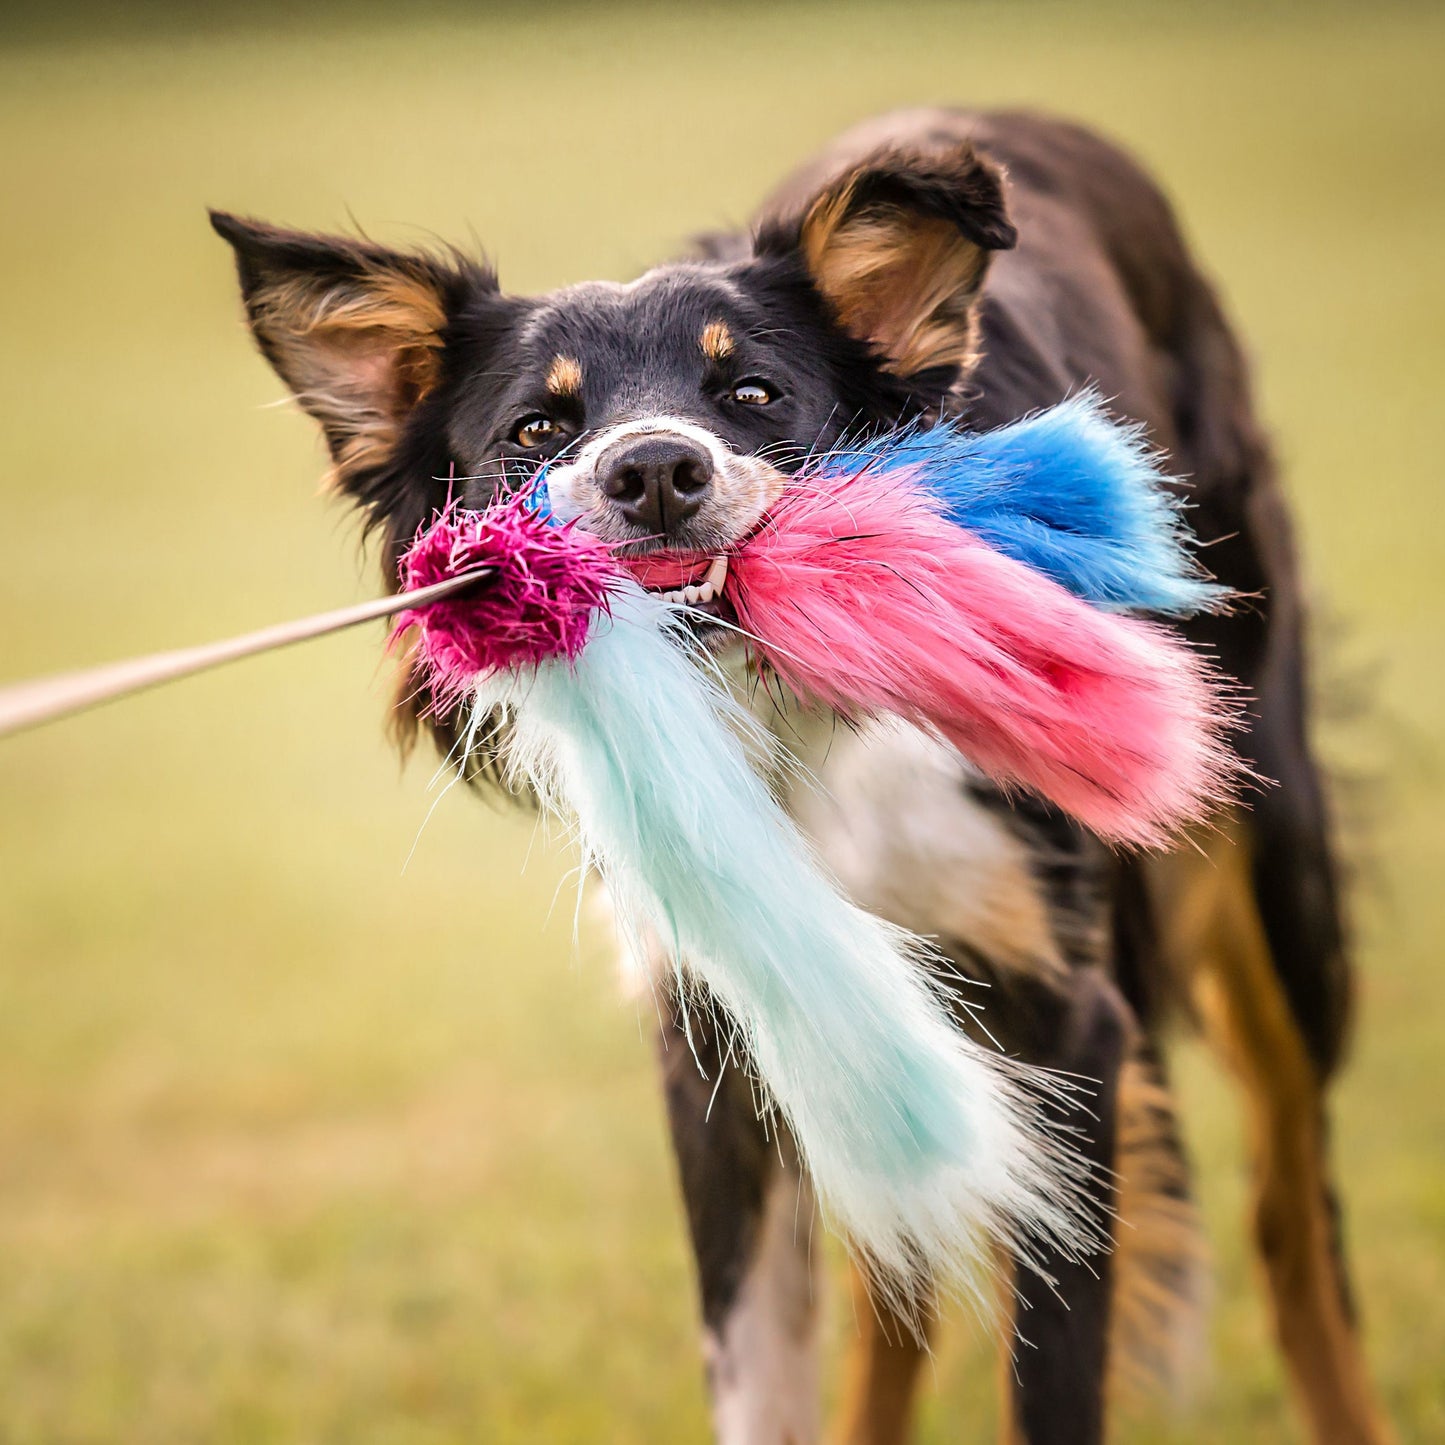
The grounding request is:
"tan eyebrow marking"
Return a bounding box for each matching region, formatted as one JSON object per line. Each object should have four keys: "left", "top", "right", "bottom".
{"left": 545, "top": 354, "right": 583, "bottom": 396}
{"left": 700, "top": 320, "right": 735, "bottom": 362}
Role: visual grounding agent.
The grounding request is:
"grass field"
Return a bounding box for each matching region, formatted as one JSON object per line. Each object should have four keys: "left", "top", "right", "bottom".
{"left": 0, "top": 3, "right": 1442, "bottom": 1440}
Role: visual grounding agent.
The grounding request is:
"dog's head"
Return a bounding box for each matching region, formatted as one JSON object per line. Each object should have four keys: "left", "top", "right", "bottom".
{"left": 213, "top": 140, "right": 1013, "bottom": 728}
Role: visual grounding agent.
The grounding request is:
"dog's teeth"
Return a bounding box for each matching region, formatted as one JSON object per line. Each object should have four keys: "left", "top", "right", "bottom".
{"left": 654, "top": 559, "right": 726, "bottom": 608}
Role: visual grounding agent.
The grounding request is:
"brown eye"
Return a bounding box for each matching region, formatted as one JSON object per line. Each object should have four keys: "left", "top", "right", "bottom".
{"left": 513, "top": 414, "right": 558, "bottom": 448}
{"left": 730, "top": 378, "right": 777, "bottom": 406}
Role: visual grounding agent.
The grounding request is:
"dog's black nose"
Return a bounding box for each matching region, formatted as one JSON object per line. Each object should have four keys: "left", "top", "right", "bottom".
{"left": 596, "top": 432, "right": 713, "bottom": 537}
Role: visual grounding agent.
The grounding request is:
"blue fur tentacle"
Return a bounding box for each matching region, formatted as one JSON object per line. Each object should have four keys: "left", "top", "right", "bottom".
{"left": 827, "top": 393, "right": 1226, "bottom": 617}
{"left": 469, "top": 583, "right": 1102, "bottom": 1307}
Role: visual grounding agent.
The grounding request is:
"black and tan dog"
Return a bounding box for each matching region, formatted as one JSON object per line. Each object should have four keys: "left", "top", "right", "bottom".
{"left": 213, "top": 109, "right": 1390, "bottom": 1445}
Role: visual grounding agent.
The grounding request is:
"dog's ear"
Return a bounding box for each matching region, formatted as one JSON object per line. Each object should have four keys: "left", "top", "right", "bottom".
{"left": 756, "top": 143, "right": 1015, "bottom": 383}
{"left": 210, "top": 211, "right": 487, "bottom": 489}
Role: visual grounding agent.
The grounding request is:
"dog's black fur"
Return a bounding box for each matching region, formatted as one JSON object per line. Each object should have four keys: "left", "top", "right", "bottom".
{"left": 213, "top": 109, "right": 1388, "bottom": 1445}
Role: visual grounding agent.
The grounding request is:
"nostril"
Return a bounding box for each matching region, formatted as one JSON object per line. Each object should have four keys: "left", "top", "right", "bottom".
{"left": 604, "top": 465, "right": 647, "bottom": 503}
{"left": 671, "top": 456, "right": 713, "bottom": 496}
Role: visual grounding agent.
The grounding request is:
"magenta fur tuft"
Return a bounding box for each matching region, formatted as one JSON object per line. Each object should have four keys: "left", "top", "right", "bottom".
{"left": 394, "top": 494, "right": 616, "bottom": 716}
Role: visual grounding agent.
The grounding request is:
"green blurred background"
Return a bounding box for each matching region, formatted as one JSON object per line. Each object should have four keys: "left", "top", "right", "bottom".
{"left": 0, "top": 3, "right": 1441, "bottom": 1440}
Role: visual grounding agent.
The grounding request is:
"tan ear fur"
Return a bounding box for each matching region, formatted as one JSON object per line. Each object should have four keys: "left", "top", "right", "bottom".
{"left": 248, "top": 267, "right": 448, "bottom": 483}
{"left": 778, "top": 143, "right": 1015, "bottom": 382}
{"left": 212, "top": 212, "right": 476, "bottom": 490}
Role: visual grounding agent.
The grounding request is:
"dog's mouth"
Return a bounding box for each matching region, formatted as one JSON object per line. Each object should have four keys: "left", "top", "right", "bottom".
{"left": 625, "top": 552, "right": 735, "bottom": 623}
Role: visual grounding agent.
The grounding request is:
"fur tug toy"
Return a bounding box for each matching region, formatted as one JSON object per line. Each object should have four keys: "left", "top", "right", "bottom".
{"left": 395, "top": 398, "right": 1236, "bottom": 1304}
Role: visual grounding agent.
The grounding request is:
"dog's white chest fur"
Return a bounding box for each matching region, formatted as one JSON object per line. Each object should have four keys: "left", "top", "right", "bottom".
{"left": 763, "top": 694, "right": 1063, "bottom": 981}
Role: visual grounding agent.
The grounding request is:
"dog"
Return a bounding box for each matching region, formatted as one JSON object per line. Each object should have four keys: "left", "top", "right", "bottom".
{"left": 212, "top": 108, "right": 1391, "bottom": 1445}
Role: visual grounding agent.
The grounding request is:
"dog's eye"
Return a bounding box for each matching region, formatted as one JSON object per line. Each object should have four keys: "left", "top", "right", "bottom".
{"left": 730, "top": 378, "right": 777, "bottom": 406}
{"left": 513, "top": 414, "right": 558, "bottom": 448}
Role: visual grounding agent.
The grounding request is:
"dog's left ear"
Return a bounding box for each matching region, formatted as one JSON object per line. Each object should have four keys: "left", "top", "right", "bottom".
{"left": 756, "top": 143, "right": 1015, "bottom": 384}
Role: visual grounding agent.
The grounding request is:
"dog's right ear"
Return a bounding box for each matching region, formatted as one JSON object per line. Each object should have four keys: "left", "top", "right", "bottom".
{"left": 754, "top": 143, "right": 1015, "bottom": 388}
{"left": 210, "top": 211, "right": 489, "bottom": 490}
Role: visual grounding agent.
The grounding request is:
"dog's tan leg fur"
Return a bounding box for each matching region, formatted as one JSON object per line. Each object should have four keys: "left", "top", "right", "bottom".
{"left": 1149, "top": 823, "right": 1393, "bottom": 1445}
{"left": 834, "top": 1263, "right": 932, "bottom": 1445}
{"left": 1098, "top": 1049, "right": 1209, "bottom": 1423}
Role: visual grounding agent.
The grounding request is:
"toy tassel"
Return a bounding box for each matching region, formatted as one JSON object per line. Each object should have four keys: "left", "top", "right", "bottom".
{"left": 469, "top": 581, "right": 1103, "bottom": 1307}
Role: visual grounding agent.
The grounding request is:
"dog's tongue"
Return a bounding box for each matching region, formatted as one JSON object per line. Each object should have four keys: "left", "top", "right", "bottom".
{"left": 623, "top": 553, "right": 713, "bottom": 591}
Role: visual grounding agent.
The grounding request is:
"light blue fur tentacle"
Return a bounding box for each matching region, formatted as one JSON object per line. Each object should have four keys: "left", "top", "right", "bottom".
{"left": 468, "top": 582, "right": 1103, "bottom": 1308}
{"left": 828, "top": 392, "right": 1226, "bottom": 617}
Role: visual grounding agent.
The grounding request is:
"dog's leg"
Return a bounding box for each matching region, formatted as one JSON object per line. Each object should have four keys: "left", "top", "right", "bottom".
{"left": 1150, "top": 824, "right": 1394, "bottom": 1445}
{"left": 833, "top": 941, "right": 1130, "bottom": 1445}
{"left": 658, "top": 990, "right": 823, "bottom": 1445}
{"left": 995, "top": 967, "right": 1128, "bottom": 1445}
{"left": 833, "top": 955, "right": 1191, "bottom": 1445}
{"left": 835, "top": 1261, "right": 933, "bottom": 1445}
{"left": 1103, "top": 1043, "right": 1208, "bottom": 1411}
